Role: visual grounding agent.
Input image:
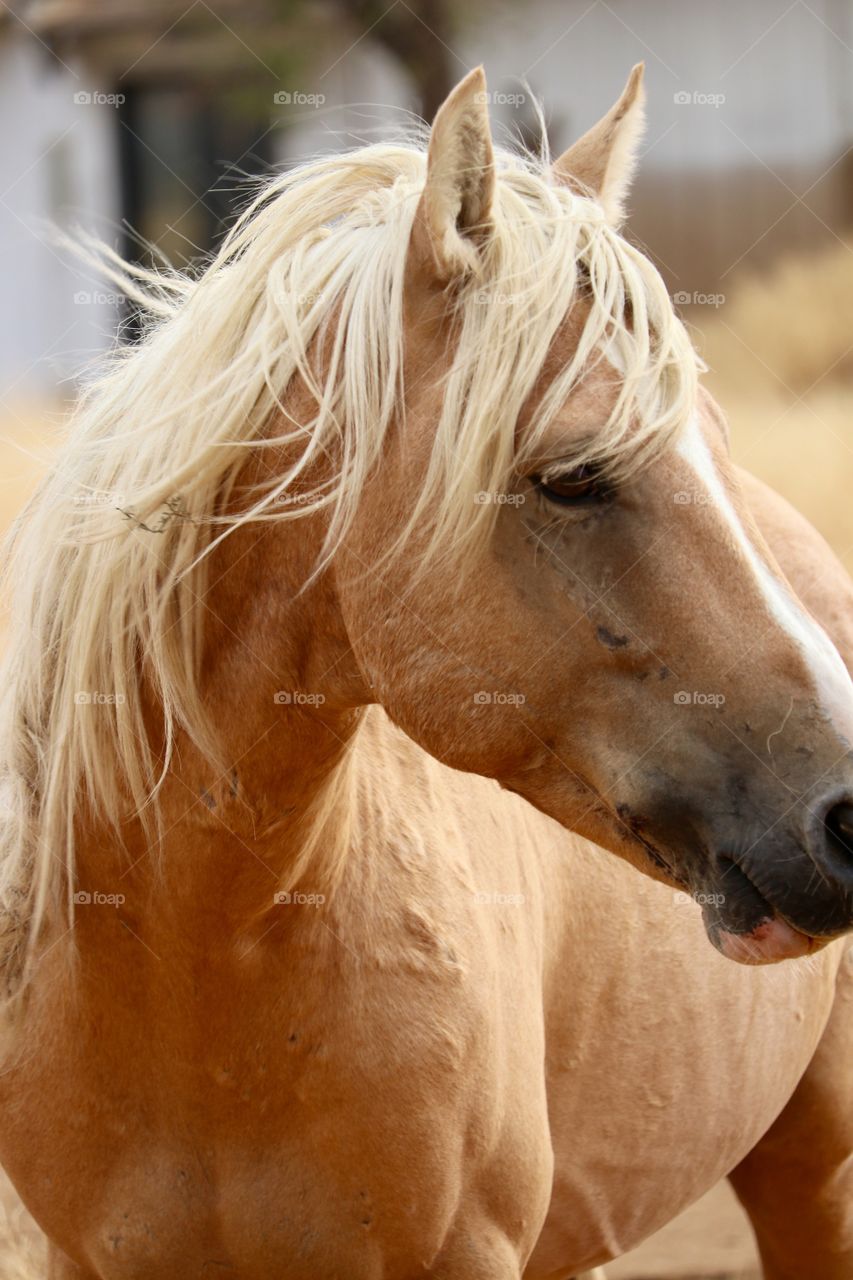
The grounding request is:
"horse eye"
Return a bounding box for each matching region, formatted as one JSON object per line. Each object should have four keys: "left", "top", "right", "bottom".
{"left": 533, "top": 464, "right": 611, "bottom": 506}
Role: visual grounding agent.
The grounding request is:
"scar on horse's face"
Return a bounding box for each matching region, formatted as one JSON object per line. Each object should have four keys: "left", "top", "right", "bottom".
{"left": 343, "top": 66, "right": 853, "bottom": 963}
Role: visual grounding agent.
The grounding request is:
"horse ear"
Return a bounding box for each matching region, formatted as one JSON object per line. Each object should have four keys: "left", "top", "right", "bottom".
{"left": 552, "top": 63, "right": 645, "bottom": 226}
{"left": 411, "top": 66, "right": 495, "bottom": 283}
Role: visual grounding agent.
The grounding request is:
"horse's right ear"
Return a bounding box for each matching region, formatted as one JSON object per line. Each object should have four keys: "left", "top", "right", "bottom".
{"left": 411, "top": 66, "right": 495, "bottom": 285}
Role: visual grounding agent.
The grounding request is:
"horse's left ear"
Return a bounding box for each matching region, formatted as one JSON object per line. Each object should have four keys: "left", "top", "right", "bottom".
{"left": 552, "top": 63, "right": 645, "bottom": 226}
{"left": 411, "top": 66, "right": 495, "bottom": 283}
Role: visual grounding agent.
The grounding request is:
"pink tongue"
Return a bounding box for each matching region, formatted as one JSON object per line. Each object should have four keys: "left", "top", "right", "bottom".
{"left": 717, "top": 917, "right": 815, "bottom": 964}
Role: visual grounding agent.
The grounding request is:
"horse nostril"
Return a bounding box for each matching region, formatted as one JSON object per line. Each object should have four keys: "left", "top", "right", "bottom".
{"left": 823, "top": 801, "right": 853, "bottom": 861}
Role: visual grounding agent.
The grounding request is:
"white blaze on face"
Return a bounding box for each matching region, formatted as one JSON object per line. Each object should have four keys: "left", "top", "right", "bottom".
{"left": 676, "top": 412, "right": 853, "bottom": 739}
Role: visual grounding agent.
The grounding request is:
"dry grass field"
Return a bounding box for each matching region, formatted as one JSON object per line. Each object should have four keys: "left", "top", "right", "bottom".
{"left": 0, "top": 241, "right": 849, "bottom": 1276}
{"left": 698, "top": 238, "right": 853, "bottom": 575}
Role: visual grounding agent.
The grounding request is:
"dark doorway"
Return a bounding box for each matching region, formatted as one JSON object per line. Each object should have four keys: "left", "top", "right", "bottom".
{"left": 117, "top": 83, "right": 274, "bottom": 288}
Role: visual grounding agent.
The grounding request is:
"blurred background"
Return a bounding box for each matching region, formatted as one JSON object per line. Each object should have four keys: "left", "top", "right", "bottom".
{"left": 0, "top": 1, "right": 851, "bottom": 1275}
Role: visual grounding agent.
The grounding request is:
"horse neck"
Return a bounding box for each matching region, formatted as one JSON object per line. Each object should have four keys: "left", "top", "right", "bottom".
{"left": 77, "top": 500, "right": 371, "bottom": 924}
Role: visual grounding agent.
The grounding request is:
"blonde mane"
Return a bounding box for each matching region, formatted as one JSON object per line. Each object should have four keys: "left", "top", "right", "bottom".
{"left": 0, "top": 136, "right": 698, "bottom": 991}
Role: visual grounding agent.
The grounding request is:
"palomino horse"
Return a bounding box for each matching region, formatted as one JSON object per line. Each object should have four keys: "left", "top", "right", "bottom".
{"left": 0, "top": 64, "right": 851, "bottom": 1279}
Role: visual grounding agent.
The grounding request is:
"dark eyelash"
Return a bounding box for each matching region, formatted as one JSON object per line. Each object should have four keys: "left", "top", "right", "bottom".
{"left": 532, "top": 464, "right": 614, "bottom": 506}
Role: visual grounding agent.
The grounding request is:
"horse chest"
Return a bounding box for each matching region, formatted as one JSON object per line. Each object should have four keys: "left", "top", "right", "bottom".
{"left": 0, "top": 926, "right": 550, "bottom": 1278}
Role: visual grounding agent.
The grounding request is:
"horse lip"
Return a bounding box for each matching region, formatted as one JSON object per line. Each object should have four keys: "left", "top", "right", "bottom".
{"left": 703, "top": 854, "right": 835, "bottom": 958}
{"left": 764, "top": 906, "right": 834, "bottom": 947}
{"left": 715, "top": 914, "right": 819, "bottom": 964}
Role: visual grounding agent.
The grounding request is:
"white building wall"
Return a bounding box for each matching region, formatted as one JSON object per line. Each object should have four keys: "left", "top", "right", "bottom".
{"left": 0, "top": 31, "right": 121, "bottom": 401}
{"left": 457, "top": 0, "right": 852, "bottom": 171}
{"left": 269, "top": 41, "right": 416, "bottom": 165}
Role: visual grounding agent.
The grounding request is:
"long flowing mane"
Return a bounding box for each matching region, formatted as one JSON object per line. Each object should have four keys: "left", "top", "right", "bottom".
{"left": 0, "top": 134, "right": 698, "bottom": 991}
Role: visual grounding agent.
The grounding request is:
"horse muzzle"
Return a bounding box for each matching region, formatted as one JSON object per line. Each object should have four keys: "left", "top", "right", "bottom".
{"left": 620, "top": 775, "right": 853, "bottom": 964}
{"left": 693, "top": 795, "right": 853, "bottom": 964}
